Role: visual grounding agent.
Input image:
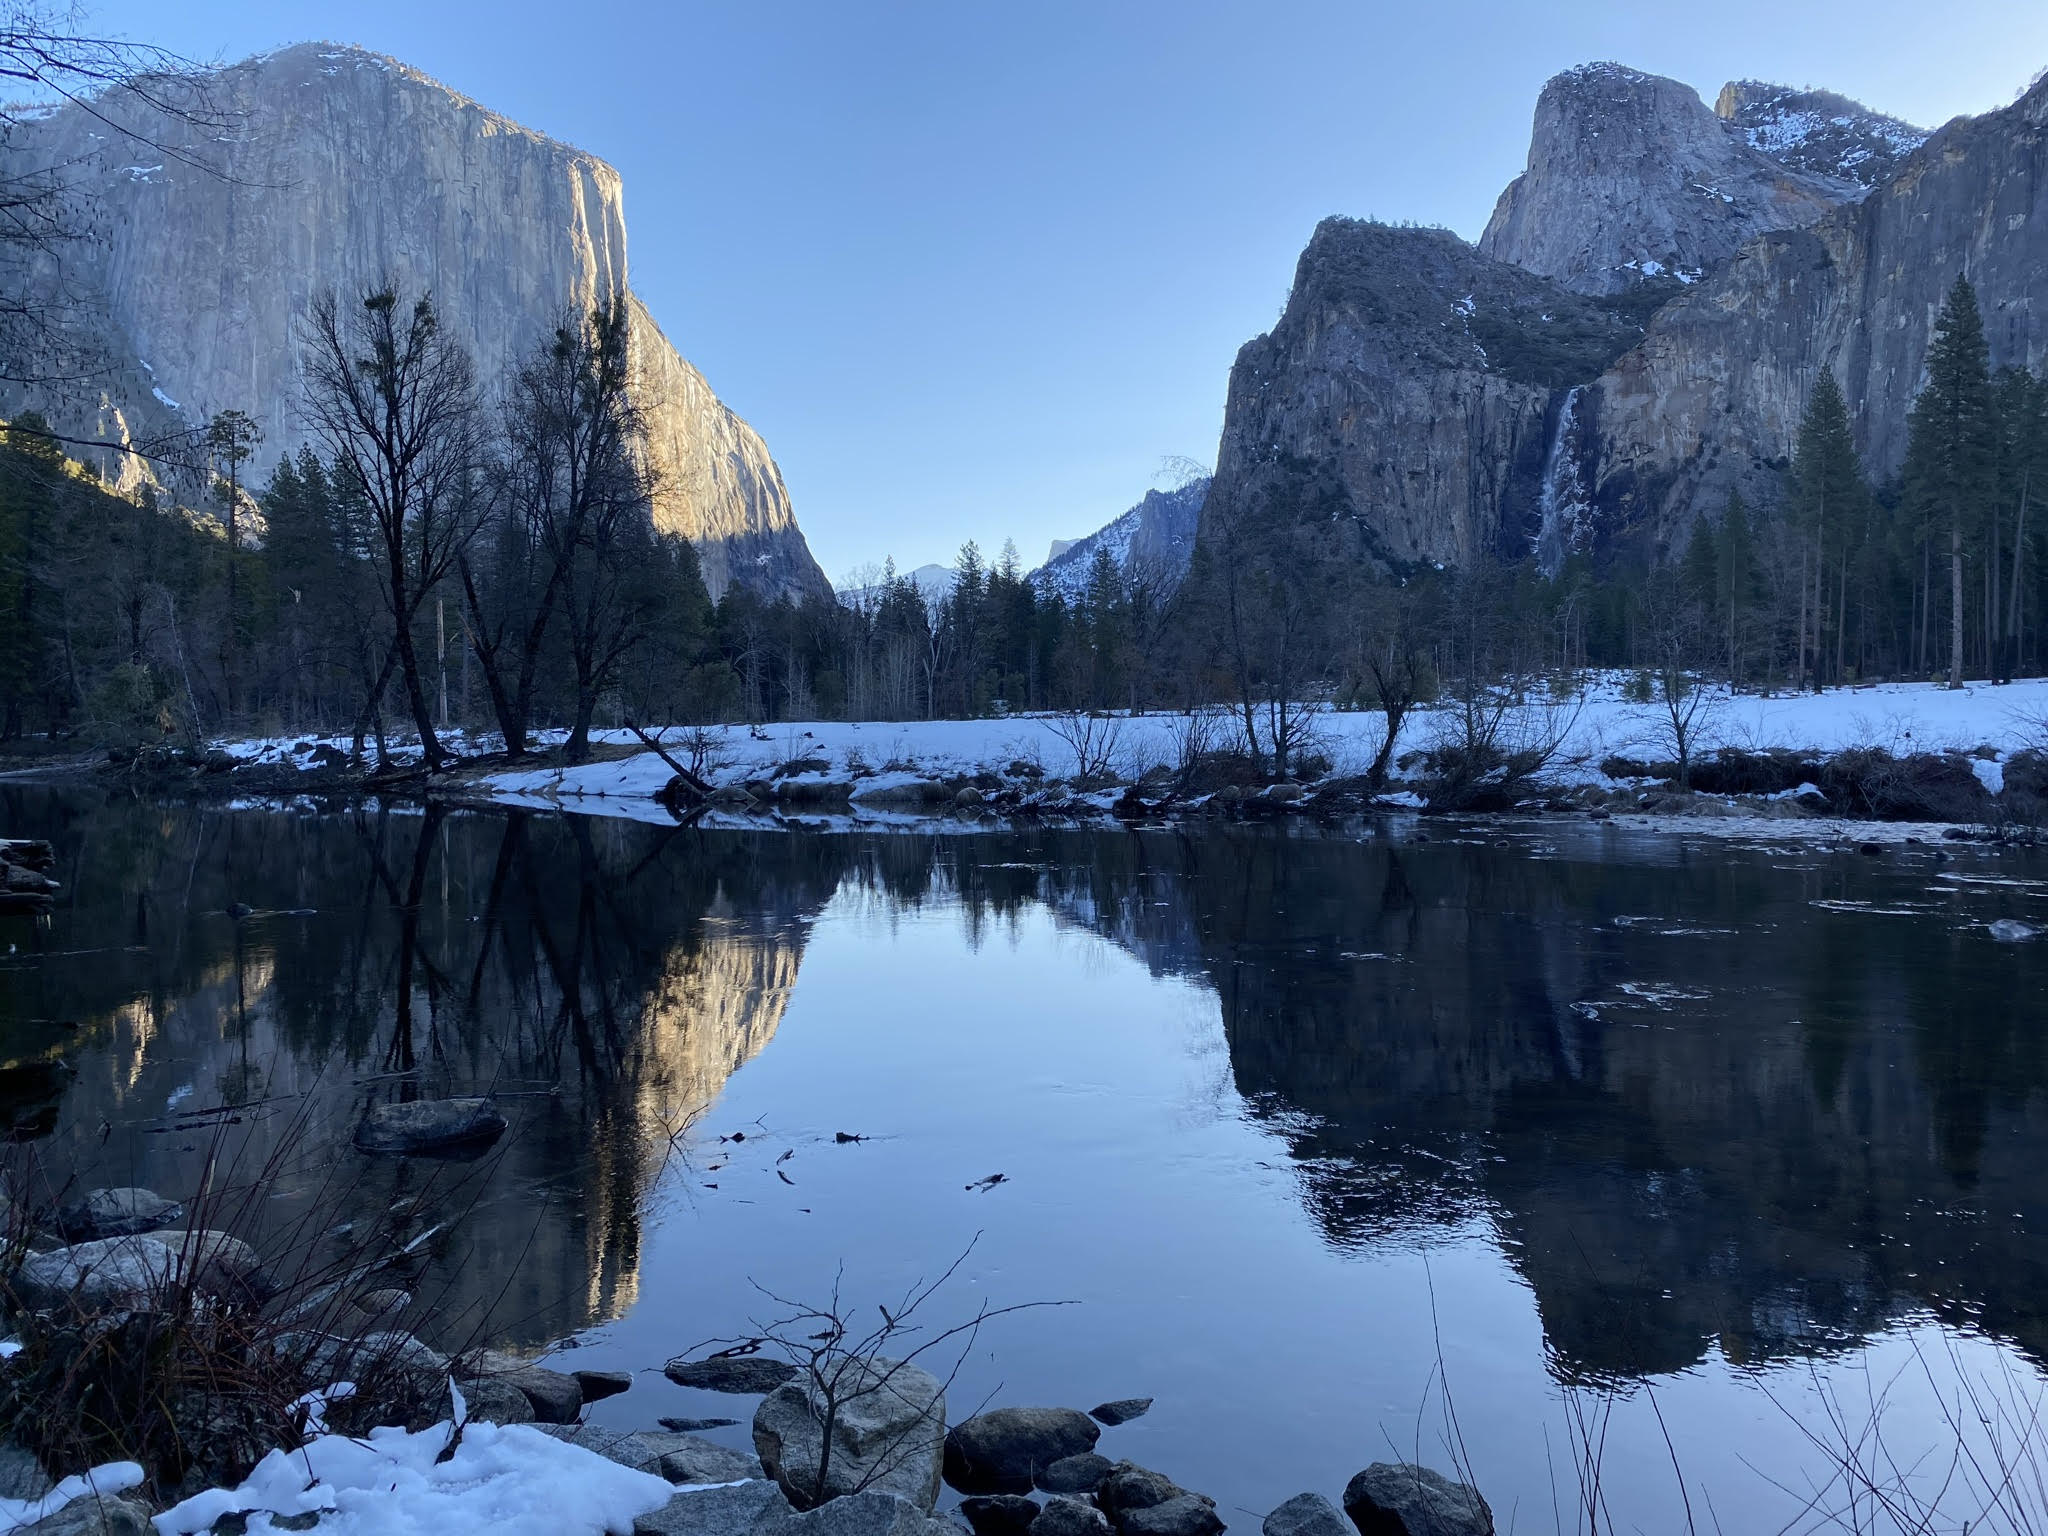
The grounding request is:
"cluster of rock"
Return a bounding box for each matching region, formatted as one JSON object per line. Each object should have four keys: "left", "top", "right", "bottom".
{"left": 633, "top": 1352, "right": 1491, "bottom": 1536}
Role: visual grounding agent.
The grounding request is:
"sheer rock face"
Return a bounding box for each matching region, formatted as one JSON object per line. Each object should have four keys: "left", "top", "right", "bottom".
{"left": 1479, "top": 62, "right": 1861, "bottom": 297}
{"left": 1195, "top": 63, "right": 2036, "bottom": 581}
{"left": 0, "top": 42, "right": 827, "bottom": 601}
{"left": 1586, "top": 70, "right": 2048, "bottom": 549}
{"left": 1713, "top": 80, "right": 1929, "bottom": 188}
{"left": 1196, "top": 219, "right": 1637, "bottom": 575}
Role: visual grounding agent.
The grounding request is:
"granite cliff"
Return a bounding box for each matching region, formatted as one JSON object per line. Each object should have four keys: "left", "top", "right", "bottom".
{"left": 1479, "top": 63, "right": 1873, "bottom": 300}
{"left": 0, "top": 43, "right": 828, "bottom": 601}
{"left": 1587, "top": 69, "right": 2048, "bottom": 544}
{"left": 1197, "top": 219, "right": 1638, "bottom": 578}
{"left": 1198, "top": 61, "right": 2028, "bottom": 582}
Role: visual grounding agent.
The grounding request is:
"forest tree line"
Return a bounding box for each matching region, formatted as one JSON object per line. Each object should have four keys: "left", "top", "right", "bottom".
{"left": 1, "top": 277, "right": 2043, "bottom": 767}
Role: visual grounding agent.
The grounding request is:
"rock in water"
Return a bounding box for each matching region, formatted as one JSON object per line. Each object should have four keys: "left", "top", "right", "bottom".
{"left": 753, "top": 1355, "right": 947, "bottom": 1511}
{"left": 576, "top": 1368, "right": 635, "bottom": 1402}
{"left": 756, "top": 1491, "right": 942, "bottom": 1536}
{"left": 1032, "top": 1499, "right": 1113, "bottom": 1536}
{"left": 1342, "top": 1464, "right": 1493, "bottom": 1536}
{"left": 1120, "top": 1495, "right": 1224, "bottom": 1536}
{"left": 1097, "top": 1464, "right": 1186, "bottom": 1520}
{"left": 1990, "top": 919, "right": 2039, "bottom": 943}
{"left": 1088, "top": 1399, "right": 1153, "bottom": 1427}
{"left": 1262, "top": 1494, "right": 1349, "bottom": 1536}
{"left": 635, "top": 1480, "right": 794, "bottom": 1536}
{"left": 12, "top": 1237, "right": 180, "bottom": 1310}
{"left": 459, "top": 1349, "right": 584, "bottom": 1423}
{"left": 353, "top": 1098, "right": 507, "bottom": 1154}
{"left": 55, "top": 1187, "right": 183, "bottom": 1240}
{"left": 665, "top": 1355, "right": 799, "bottom": 1394}
{"left": 958, "top": 1495, "right": 1042, "bottom": 1536}
{"left": 0, "top": 44, "right": 829, "bottom": 604}
{"left": 660, "top": 1436, "right": 766, "bottom": 1486}
{"left": 1036, "top": 1454, "right": 1114, "bottom": 1494}
{"left": 944, "top": 1408, "right": 1102, "bottom": 1494}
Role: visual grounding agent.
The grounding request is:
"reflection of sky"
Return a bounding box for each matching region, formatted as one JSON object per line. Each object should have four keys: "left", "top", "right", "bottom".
{"left": 579, "top": 885, "right": 2048, "bottom": 1533}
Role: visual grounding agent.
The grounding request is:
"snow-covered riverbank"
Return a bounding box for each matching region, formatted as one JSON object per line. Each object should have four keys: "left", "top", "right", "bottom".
{"left": 451, "top": 675, "right": 2048, "bottom": 830}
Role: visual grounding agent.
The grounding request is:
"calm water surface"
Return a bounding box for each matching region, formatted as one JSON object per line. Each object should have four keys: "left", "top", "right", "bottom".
{"left": 3, "top": 788, "right": 2047, "bottom": 1533}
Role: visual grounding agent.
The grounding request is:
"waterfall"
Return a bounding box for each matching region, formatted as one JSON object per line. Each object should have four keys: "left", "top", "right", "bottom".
{"left": 1535, "top": 386, "right": 1590, "bottom": 580}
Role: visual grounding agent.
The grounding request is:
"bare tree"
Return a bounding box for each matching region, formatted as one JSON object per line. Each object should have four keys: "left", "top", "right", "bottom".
{"left": 300, "top": 285, "right": 486, "bottom": 766}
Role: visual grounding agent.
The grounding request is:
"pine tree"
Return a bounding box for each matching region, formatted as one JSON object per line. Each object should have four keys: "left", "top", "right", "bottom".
{"left": 1902, "top": 276, "right": 1997, "bottom": 688}
{"left": 1790, "top": 369, "right": 1869, "bottom": 688}
{"left": 1716, "top": 490, "right": 1761, "bottom": 682}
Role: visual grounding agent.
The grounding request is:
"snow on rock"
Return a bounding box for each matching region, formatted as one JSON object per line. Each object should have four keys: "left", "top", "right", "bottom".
{"left": 153, "top": 1414, "right": 676, "bottom": 1536}
{"left": 1, "top": 1462, "right": 145, "bottom": 1532}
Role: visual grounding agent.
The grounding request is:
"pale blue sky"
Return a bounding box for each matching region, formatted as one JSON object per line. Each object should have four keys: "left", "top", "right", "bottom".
{"left": 78, "top": 1, "right": 2048, "bottom": 581}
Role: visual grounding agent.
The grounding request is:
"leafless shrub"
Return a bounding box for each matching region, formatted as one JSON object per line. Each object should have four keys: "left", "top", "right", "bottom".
{"left": 1420, "top": 678, "right": 1586, "bottom": 811}
{"left": 1045, "top": 710, "right": 1125, "bottom": 782}
{"left": 676, "top": 1241, "right": 1066, "bottom": 1508}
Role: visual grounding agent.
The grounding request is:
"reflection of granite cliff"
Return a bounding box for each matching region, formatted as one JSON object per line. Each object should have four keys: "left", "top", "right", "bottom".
{"left": 20, "top": 806, "right": 848, "bottom": 1347}
{"left": 1030, "top": 831, "right": 2048, "bottom": 1380}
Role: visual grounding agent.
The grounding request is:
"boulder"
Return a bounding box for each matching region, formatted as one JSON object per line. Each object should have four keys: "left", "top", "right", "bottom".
{"left": 539, "top": 1424, "right": 686, "bottom": 1472}
{"left": 1097, "top": 1465, "right": 1184, "bottom": 1520}
{"left": 0, "top": 1442, "right": 51, "bottom": 1501}
{"left": 1088, "top": 1401, "right": 1152, "bottom": 1428}
{"left": 662, "top": 1436, "right": 766, "bottom": 1486}
{"left": 273, "top": 1328, "right": 449, "bottom": 1384}
{"left": 457, "top": 1375, "right": 535, "bottom": 1424}
{"left": 54, "top": 1188, "right": 182, "bottom": 1241}
{"left": 139, "top": 1228, "right": 261, "bottom": 1290}
{"left": 667, "top": 1355, "right": 799, "bottom": 1394}
{"left": 576, "top": 1368, "right": 635, "bottom": 1402}
{"left": 11, "top": 1237, "right": 179, "bottom": 1311}
{"left": 459, "top": 1349, "right": 583, "bottom": 1424}
{"left": 753, "top": 1355, "right": 946, "bottom": 1511}
{"left": 634, "top": 1480, "right": 793, "bottom": 1536}
{"left": 19, "top": 1496, "right": 152, "bottom": 1535}
{"left": 944, "top": 1408, "right": 1101, "bottom": 1495}
{"left": 1036, "top": 1455, "right": 1113, "bottom": 1494}
{"left": 1261, "top": 1494, "right": 1348, "bottom": 1536}
{"left": 1120, "top": 1496, "right": 1224, "bottom": 1536}
{"left": 958, "top": 1495, "right": 1041, "bottom": 1536}
{"left": 353, "top": 1097, "right": 507, "bottom": 1154}
{"left": 1032, "top": 1499, "right": 1113, "bottom": 1536}
{"left": 756, "top": 1492, "right": 937, "bottom": 1536}
{"left": 1342, "top": 1464, "right": 1492, "bottom": 1536}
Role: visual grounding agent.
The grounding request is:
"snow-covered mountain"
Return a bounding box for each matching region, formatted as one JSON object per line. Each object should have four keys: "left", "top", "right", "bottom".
{"left": 1713, "top": 81, "right": 1929, "bottom": 187}
{"left": 1032, "top": 477, "right": 1210, "bottom": 602}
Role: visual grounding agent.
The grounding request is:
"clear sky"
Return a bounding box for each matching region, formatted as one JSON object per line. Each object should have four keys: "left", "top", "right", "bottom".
{"left": 73, "top": 0, "right": 2048, "bottom": 583}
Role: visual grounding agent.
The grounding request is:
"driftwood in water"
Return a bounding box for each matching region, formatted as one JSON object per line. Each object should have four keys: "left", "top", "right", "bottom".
{"left": 622, "top": 721, "right": 712, "bottom": 807}
{"left": 0, "top": 839, "right": 59, "bottom": 914}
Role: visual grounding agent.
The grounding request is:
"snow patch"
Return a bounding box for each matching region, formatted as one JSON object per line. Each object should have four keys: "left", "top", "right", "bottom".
{"left": 153, "top": 1412, "right": 675, "bottom": 1536}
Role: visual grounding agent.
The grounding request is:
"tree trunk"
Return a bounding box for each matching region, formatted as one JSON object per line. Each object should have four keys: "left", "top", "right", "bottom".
{"left": 1950, "top": 514, "right": 1965, "bottom": 689}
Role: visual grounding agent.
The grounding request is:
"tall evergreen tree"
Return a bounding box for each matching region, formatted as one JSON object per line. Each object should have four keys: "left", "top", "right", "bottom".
{"left": 1902, "top": 277, "right": 1997, "bottom": 688}
{"left": 1789, "top": 369, "right": 1870, "bottom": 688}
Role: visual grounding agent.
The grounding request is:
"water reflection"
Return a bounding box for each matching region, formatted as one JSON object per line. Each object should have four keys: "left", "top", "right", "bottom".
{"left": 3, "top": 791, "right": 2047, "bottom": 1403}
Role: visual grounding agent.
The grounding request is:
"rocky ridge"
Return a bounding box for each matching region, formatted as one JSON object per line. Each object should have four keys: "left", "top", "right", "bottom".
{"left": 1033, "top": 478, "right": 1209, "bottom": 602}
{"left": 0, "top": 43, "right": 828, "bottom": 601}
{"left": 1713, "top": 80, "right": 1929, "bottom": 187}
